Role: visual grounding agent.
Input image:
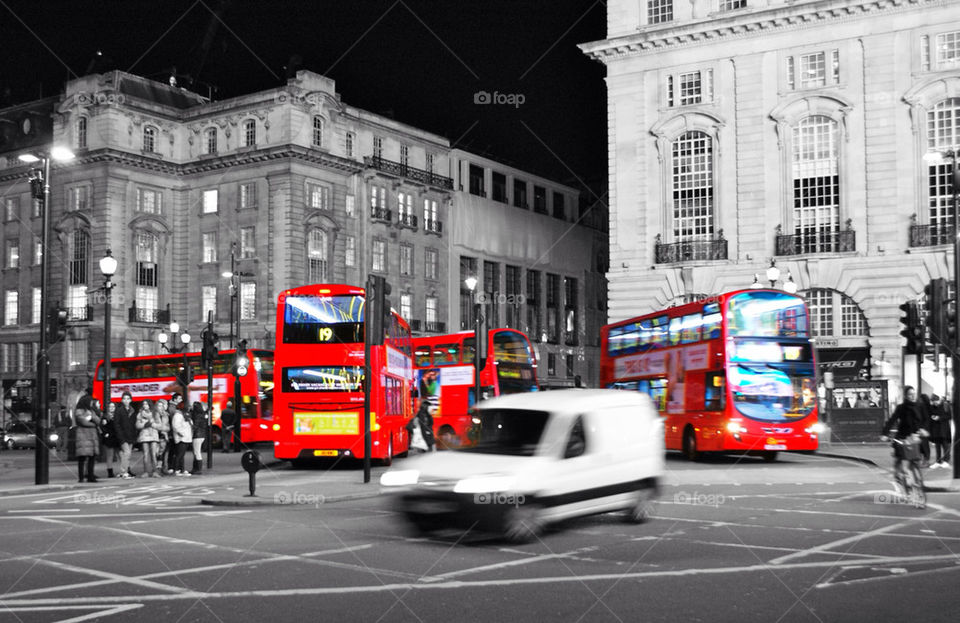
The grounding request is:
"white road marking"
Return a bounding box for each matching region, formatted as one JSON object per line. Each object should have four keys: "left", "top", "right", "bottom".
{"left": 769, "top": 518, "right": 917, "bottom": 565}
{"left": 6, "top": 555, "right": 193, "bottom": 594}
{"left": 424, "top": 547, "right": 599, "bottom": 581}
{"left": 0, "top": 604, "right": 142, "bottom": 623}
{"left": 8, "top": 508, "right": 80, "bottom": 513}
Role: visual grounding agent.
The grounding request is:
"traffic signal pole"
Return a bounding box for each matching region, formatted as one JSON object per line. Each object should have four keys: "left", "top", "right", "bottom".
{"left": 951, "top": 153, "right": 960, "bottom": 480}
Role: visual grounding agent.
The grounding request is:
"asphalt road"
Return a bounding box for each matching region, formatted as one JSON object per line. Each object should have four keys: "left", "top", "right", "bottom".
{"left": 2, "top": 453, "right": 960, "bottom": 622}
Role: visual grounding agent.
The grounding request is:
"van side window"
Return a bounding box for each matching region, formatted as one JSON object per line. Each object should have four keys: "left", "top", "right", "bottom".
{"left": 564, "top": 416, "right": 587, "bottom": 459}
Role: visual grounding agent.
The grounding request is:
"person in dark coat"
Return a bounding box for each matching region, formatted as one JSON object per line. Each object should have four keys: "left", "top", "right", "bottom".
{"left": 99, "top": 401, "right": 121, "bottom": 478}
{"left": 189, "top": 401, "right": 210, "bottom": 474}
{"left": 406, "top": 399, "right": 436, "bottom": 453}
{"left": 928, "top": 394, "right": 952, "bottom": 468}
{"left": 882, "top": 386, "right": 929, "bottom": 486}
{"left": 220, "top": 400, "right": 238, "bottom": 453}
{"left": 74, "top": 395, "right": 101, "bottom": 483}
{"left": 113, "top": 392, "right": 138, "bottom": 478}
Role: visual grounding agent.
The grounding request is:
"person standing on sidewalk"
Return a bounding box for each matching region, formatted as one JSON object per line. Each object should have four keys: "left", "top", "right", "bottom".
{"left": 73, "top": 395, "right": 101, "bottom": 483}
{"left": 154, "top": 398, "right": 172, "bottom": 475}
{"left": 166, "top": 393, "right": 184, "bottom": 474}
{"left": 189, "top": 401, "right": 209, "bottom": 474}
{"left": 220, "top": 400, "right": 237, "bottom": 453}
{"left": 99, "top": 401, "right": 121, "bottom": 478}
{"left": 114, "top": 392, "right": 137, "bottom": 478}
{"left": 170, "top": 403, "right": 193, "bottom": 476}
{"left": 928, "top": 394, "right": 952, "bottom": 468}
{"left": 136, "top": 399, "right": 161, "bottom": 477}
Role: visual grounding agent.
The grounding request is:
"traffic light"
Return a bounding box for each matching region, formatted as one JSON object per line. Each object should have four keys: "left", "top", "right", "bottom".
{"left": 925, "top": 278, "right": 949, "bottom": 345}
{"left": 177, "top": 358, "right": 194, "bottom": 388}
{"left": 367, "top": 275, "right": 391, "bottom": 346}
{"left": 899, "top": 300, "right": 924, "bottom": 354}
{"left": 201, "top": 326, "right": 219, "bottom": 370}
{"left": 233, "top": 340, "right": 249, "bottom": 377}
{"left": 47, "top": 305, "right": 68, "bottom": 344}
{"left": 946, "top": 298, "right": 958, "bottom": 348}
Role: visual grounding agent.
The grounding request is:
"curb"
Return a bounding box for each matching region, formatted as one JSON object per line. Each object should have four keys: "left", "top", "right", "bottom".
{"left": 199, "top": 489, "right": 384, "bottom": 507}
{"left": 812, "top": 451, "right": 879, "bottom": 467}
{"left": 0, "top": 484, "right": 88, "bottom": 497}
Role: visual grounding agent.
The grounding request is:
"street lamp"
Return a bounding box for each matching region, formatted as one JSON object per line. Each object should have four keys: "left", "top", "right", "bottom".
{"left": 464, "top": 276, "right": 483, "bottom": 406}
{"left": 99, "top": 249, "right": 118, "bottom": 415}
{"left": 783, "top": 271, "right": 798, "bottom": 294}
{"left": 750, "top": 274, "right": 762, "bottom": 289}
{"left": 766, "top": 260, "right": 781, "bottom": 288}
{"left": 19, "top": 146, "right": 75, "bottom": 485}
{"left": 158, "top": 322, "right": 191, "bottom": 354}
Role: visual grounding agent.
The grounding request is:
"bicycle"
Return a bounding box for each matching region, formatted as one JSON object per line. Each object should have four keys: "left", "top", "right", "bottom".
{"left": 882, "top": 434, "right": 926, "bottom": 509}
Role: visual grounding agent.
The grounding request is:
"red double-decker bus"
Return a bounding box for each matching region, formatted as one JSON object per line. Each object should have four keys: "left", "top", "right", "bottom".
{"left": 413, "top": 328, "right": 539, "bottom": 448}
{"left": 272, "top": 284, "right": 414, "bottom": 463}
{"left": 600, "top": 289, "right": 821, "bottom": 461}
{"left": 92, "top": 348, "right": 275, "bottom": 447}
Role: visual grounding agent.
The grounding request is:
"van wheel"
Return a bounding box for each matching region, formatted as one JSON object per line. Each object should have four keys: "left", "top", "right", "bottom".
{"left": 5, "top": 439, "right": 15, "bottom": 450}
{"left": 405, "top": 513, "right": 440, "bottom": 536}
{"left": 625, "top": 488, "right": 658, "bottom": 524}
{"left": 504, "top": 502, "right": 544, "bottom": 543}
{"left": 683, "top": 429, "right": 700, "bottom": 461}
{"left": 762, "top": 451, "right": 779, "bottom": 462}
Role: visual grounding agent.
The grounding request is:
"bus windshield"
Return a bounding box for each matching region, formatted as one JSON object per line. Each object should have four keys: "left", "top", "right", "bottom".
{"left": 493, "top": 330, "right": 538, "bottom": 393}
{"left": 282, "top": 295, "right": 365, "bottom": 344}
{"left": 726, "top": 291, "right": 809, "bottom": 338}
{"left": 729, "top": 363, "right": 816, "bottom": 422}
{"left": 463, "top": 409, "right": 549, "bottom": 456}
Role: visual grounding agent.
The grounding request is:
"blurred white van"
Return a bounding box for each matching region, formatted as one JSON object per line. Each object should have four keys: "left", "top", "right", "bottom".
{"left": 381, "top": 389, "right": 665, "bottom": 542}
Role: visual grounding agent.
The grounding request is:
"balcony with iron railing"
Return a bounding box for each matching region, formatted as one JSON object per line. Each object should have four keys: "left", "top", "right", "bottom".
{"left": 775, "top": 222, "right": 855, "bottom": 256}
{"left": 424, "top": 219, "right": 443, "bottom": 234}
{"left": 67, "top": 305, "right": 93, "bottom": 322}
{"left": 128, "top": 301, "right": 171, "bottom": 325}
{"left": 654, "top": 231, "right": 728, "bottom": 264}
{"left": 364, "top": 155, "right": 454, "bottom": 190}
{"left": 909, "top": 215, "right": 956, "bottom": 247}
{"left": 410, "top": 319, "right": 446, "bottom": 333}
{"left": 370, "top": 206, "right": 392, "bottom": 223}
{"left": 398, "top": 213, "right": 418, "bottom": 229}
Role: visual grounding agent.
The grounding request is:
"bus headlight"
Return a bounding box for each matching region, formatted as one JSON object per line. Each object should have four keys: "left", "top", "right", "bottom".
{"left": 805, "top": 422, "right": 826, "bottom": 434}
{"left": 726, "top": 421, "right": 747, "bottom": 434}
{"left": 272, "top": 424, "right": 281, "bottom": 431}
{"left": 381, "top": 470, "right": 420, "bottom": 487}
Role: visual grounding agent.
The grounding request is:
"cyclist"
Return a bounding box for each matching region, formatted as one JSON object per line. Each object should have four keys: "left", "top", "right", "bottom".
{"left": 881, "top": 385, "right": 928, "bottom": 494}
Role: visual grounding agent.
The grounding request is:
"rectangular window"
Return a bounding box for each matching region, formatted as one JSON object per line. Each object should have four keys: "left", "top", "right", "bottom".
{"left": 137, "top": 188, "right": 161, "bottom": 214}
{"left": 345, "top": 235, "right": 356, "bottom": 267}
{"left": 666, "top": 70, "right": 713, "bottom": 107}
{"left": 831, "top": 49, "right": 839, "bottom": 84}
{"left": 345, "top": 194, "right": 355, "bottom": 217}
{"left": 799, "top": 52, "right": 826, "bottom": 89}
{"left": 566, "top": 353, "right": 575, "bottom": 378}
{"left": 32, "top": 287, "right": 41, "bottom": 324}
{"left": 400, "top": 294, "right": 412, "bottom": 321}
{"left": 460, "top": 256, "right": 478, "bottom": 330}
{"left": 526, "top": 269, "right": 541, "bottom": 339}
{"left": 5, "top": 290, "right": 18, "bottom": 325}
{"left": 4, "top": 197, "right": 18, "bottom": 222}
{"left": 546, "top": 273, "right": 560, "bottom": 344}
{"left": 648, "top": 0, "right": 673, "bottom": 24}
{"left": 240, "top": 282, "right": 256, "bottom": 320}
{"left": 373, "top": 135, "right": 384, "bottom": 159}
{"left": 423, "top": 198, "right": 438, "bottom": 231}
{"left": 425, "top": 247, "right": 438, "bottom": 280}
{"left": 400, "top": 144, "right": 410, "bottom": 167}
{"left": 67, "top": 285, "right": 87, "bottom": 321}
{"left": 400, "top": 244, "right": 413, "bottom": 276}
{"left": 202, "top": 285, "right": 217, "bottom": 321}
{"left": 202, "top": 189, "right": 218, "bottom": 214}
{"left": 370, "top": 185, "right": 386, "bottom": 212}
{"left": 564, "top": 276, "right": 578, "bottom": 346}
{"left": 308, "top": 183, "right": 330, "bottom": 210}
{"left": 33, "top": 238, "right": 42, "bottom": 266}
{"left": 69, "top": 230, "right": 89, "bottom": 286}
{"left": 484, "top": 260, "right": 500, "bottom": 327}
{"left": 76, "top": 117, "right": 87, "bottom": 149}
{"left": 533, "top": 186, "right": 547, "bottom": 213}
{"left": 240, "top": 227, "right": 255, "bottom": 258}
{"left": 673, "top": 132, "right": 715, "bottom": 240}
{"left": 679, "top": 71, "right": 702, "bottom": 106}
{"left": 469, "top": 164, "right": 485, "bottom": 196}
{"left": 397, "top": 192, "right": 413, "bottom": 222}
{"left": 505, "top": 265, "right": 521, "bottom": 328}
{"left": 552, "top": 192, "right": 565, "bottom": 219}
{"left": 426, "top": 153, "right": 435, "bottom": 173}
{"left": 68, "top": 186, "right": 88, "bottom": 211}
{"left": 513, "top": 179, "right": 528, "bottom": 208}
{"left": 202, "top": 232, "right": 217, "bottom": 263}
{"left": 240, "top": 182, "right": 257, "bottom": 209}
{"left": 6, "top": 240, "right": 19, "bottom": 269}
{"left": 720, "top": 0, "right": 746, "bottom": 10}
{"left": 547, "top": 353, "right": 556, "bottom": 376}
{"left": 373, "top": 239, "right": 387, "bottom": 273}
{"left": 143, "top": 127, "right": 156, "bottom": 152}
{"left": 312, "top": 116, "right": 324, "bottom": 147}
{"left": 426, "top": 296, "right": 438, "bottom": 324}
{"left": 135, "top": 233, "right": 158, "bottom": 289}
{"left": 307, "top": 229, "right": 328, "bottom": 283}
{"left": 67, "top": 339, "right": 87, "bottom": 370}
{"left": 345, "top": 132, "right": 355, "bottom": 157}
{"left": 206, "top": 128, "right": 217, "bottom": 154}
{"left": 936, "top": 31, "right": 960, "bottom": 67}
{"left": 492, "top": 171, "right": 507, "bottom": 203}
{"left": 244, "top": 120, "right": 256, "bottom": 147}
{"left": 921, "top": 35, "right": 931, "bottom": 72}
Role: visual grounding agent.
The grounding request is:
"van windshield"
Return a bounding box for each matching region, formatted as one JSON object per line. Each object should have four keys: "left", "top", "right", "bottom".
{"left": 463, "top": 409, "right": 549, "bottom": 456}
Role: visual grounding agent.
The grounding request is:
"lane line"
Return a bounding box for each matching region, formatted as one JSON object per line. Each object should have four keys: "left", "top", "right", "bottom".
{"left": 5, "top": 556, "right": 193, "bottom": 594}
{"left": 769, "top": 519, "right": 917, "bottom": 565}
{"left": 425, "top": 547, "right": 599, "bottom": 581}
{"left": 0, "top": 603, "right": 143, "bottom": 623}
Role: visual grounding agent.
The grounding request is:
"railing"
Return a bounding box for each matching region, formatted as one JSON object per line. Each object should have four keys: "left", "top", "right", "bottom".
{"left": 910, "top": 223, "right": 956, "bottom": 247}
{"left": 654, "top": 234, "right": 728, "bottom": 264}
{"left": 370, "top": 207, "right": 392, "bottom": 222}
{"left": 67, "top": 306, "right": 92, "bottom": 322}
{"left": 399, "top": 213, "right": 418, "bottom": 228}
{"left": 424, "top": 219, "right": 443, "bottom": 234}
{"left": 364, "top": 156, "right": 454, "bottom": 190}
{"left": 775, "top": 228, "right": 855, "bottom": 255}
{"left": 410, "top": 319, "right": 422, "bottom": 332}
{"left": 128, "top": 301, "right": 171, "bottom": 324}
{"left": 425, "top": 320, "right": 446, "bottom": 333}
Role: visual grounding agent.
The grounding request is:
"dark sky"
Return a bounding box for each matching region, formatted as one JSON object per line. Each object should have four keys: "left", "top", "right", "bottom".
{"left": 0, "top": 0, "right": 607, "bottom": 190}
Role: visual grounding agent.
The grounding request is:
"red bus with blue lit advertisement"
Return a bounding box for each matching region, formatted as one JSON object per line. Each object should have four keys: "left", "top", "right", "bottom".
{"left": 600, "top": 289, "right": 821, "bottom": 461}
{"left": 413, "top": 328, "right": 539, "bottom": 448}
{"left": 272, "top": 284, "right": 414, "bottom": 463}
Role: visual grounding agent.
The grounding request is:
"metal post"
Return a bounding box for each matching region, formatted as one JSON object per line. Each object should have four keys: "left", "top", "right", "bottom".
{"left": 102, "top": 276, "right": 112, "bottom": 432}
{"left": 951, "top": 149, "right": 960, "bottom": 480}
{"left": 474, "top": 302, "right": 482, "bottom": 406}
{"left": 363, "top": 274, "right": 373, "bottom": 484}
{"left": 233, "top": 373, "right": 242, "bottom": 454}
{"left": 230, "top": 246, "right": 236, "bottom": 349}
{"left": 35, "top": 156, "right": 51, "bottom": 485}
{"left": 206, "top": 312, "right": 214, "bottom": 470}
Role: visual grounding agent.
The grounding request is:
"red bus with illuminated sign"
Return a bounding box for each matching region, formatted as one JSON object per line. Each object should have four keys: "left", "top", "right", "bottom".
{"left": 272, "top": 283, "right": 414, "bottom": 463}
{"left": 92, "top": 348, "right": 275, "bottom": 447}
{"left": 600, "top": 289, "right": 820, "bottom": 461}
{"left": 413, "top": 328, "right": 539, "bottom": 448}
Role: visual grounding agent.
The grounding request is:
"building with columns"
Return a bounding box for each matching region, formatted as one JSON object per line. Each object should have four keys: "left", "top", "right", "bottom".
{"left": 0, "top": 69, "right": 606, "bottom": 412}
{"left": 582, "top": 0, "right": 960, "bottom": 422}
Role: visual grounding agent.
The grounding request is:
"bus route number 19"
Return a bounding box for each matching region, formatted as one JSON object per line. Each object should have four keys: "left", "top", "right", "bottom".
{"left": 317, "top": 327, "right": 334, "bottom": 342}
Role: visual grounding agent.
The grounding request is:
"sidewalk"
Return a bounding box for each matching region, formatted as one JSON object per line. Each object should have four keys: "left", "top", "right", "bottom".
{"left": 817, "top": 441, "right": 959, "bottom": 491}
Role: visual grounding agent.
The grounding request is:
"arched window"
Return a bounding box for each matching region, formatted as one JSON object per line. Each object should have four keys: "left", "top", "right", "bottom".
{"left": 926, "top": 98, "right": 960, "bottom": 233}
{"left": 802, "top": 288, "right": 868, "bottom": 338}
{"left": 243, "top": 119, "right": 256, "bottom": 147}
{"left": 205, "top": 127, "right": 217, "bottom": 154}
{"left": 76, "top": 117, "right": 87, "bottom": 150}
{"left": 142, "top": 126, "right": 157, "bottom": 152}
{"left": 307, "top": 228, "right": 328, "bottom": 283}
{"left": 671, "top": 131, "right": 714, "bottom": 240}
{"left": 792, "top": 116, "right": 839, "bottom": 252}
{"left": 312, "top": 116, "right": 324, "bottom": 148}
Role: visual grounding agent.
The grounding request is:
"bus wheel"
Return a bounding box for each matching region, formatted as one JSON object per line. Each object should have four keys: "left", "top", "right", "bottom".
{"left": 762, "top": 451, "right": 779, "bottom": 462}
{"left": 683, "top": 429, "right": 700, "bottom": 462}
{"left": 380, "top": 437, "right": 394, "bottom": 467}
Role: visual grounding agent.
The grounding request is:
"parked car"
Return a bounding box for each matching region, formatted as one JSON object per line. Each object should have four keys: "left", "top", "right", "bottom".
{"left": 2, "top": 420, "right": 59, "bottom": 450}
{"left": 381, "top": 389, "right": 665, "bottom": 542}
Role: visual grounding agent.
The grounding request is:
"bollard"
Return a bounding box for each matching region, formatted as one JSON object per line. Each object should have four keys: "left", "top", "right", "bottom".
{"left": 241, "top": 449, "right": 262, "bottom": 497}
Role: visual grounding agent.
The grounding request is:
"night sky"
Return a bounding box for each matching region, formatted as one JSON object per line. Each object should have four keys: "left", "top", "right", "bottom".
{"left": 0, "top": 0, "right": 607, "bottom": 191}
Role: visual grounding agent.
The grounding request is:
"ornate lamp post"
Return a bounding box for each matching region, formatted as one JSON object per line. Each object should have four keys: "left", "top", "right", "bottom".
{"left": 99, "top": 250, "right": 118, "bottom": 413}
{"left": 157, "top": 322, "right": 191, "bottom": 354}
{"left": 766, "top": 260, "right": 781, "bottom": 289}
{"left": 19, "top": 146, "right": 75, "bottom": 485}
{"left": 464, "top": 276, "right": 483, "bottom": 406}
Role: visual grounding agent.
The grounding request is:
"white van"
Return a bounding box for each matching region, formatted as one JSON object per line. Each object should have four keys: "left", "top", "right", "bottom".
{"left": 381, "top": 389, "right": 665, "bottom": 541}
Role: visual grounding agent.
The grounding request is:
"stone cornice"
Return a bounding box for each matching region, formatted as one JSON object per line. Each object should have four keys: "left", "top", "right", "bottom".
{"left": 580, "top": 0, "right": 941, "bottom": 63}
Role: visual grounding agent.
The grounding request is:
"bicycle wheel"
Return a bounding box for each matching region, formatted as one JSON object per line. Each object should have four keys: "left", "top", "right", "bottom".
{"left": 907, "top": 463, "right": 926, "bottom": 509}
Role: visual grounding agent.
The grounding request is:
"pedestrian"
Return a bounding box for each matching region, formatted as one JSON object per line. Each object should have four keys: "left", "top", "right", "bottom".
{"left": 882, "top": 386, "right": 929, "bottom": 483}
{"left": 99, "top": 401, "right": 121, "bottom": 478}
{"left": 153, "top": 398, "right": 172, "bottom": 475}
{"left": 190, "top": 401, "right": 210, "bottom": 474}
{"left": 406, "top": 399, "right": 435, "bottom": 453}
{"left": 220, "top": 400, "right": 237, "bottom": 453}
{"left": 114, "top": 392, "right": 137, "bottom": 478}
{"left": 928, "top": 394, "right": 952, "bottom": 468}
{"left": 135, "top": 399, "right": 161, "bottom": 477}
{"left": 919, "top": 393, "right": 933, "bottom": 466}
{"left": 854, "top": 392, "right": 871, "bottom": 408}
{"left": 166, "top": 393, "right": 184, "bottom": 474}
{"left": 53, "top": 406, "right": 71, "bottom": 454}
{"left": 170, "top": 401, "right": 193, "bottom": 476}
{"left": 73, "top": 395, "right": 101, "bottom": 483}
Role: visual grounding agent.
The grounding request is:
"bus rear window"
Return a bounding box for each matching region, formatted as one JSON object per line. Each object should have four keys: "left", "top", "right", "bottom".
{"left": 726, "top": 291, "right": 809, "bottom": 338}
{"left": 281, "top": 366, "right": 364, "bottom": 392}
{"left": 433, "top": 343, "right": 460, "bottom": 365}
